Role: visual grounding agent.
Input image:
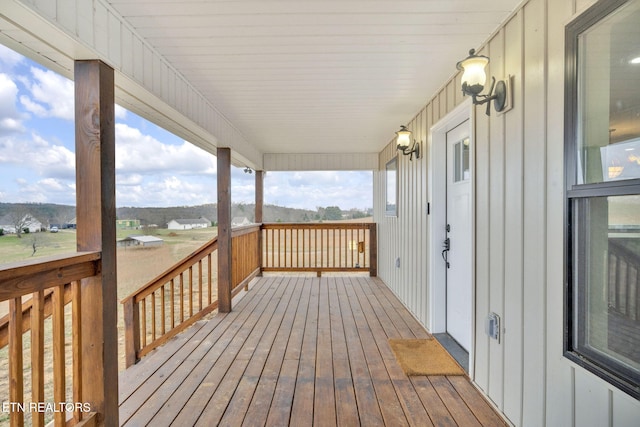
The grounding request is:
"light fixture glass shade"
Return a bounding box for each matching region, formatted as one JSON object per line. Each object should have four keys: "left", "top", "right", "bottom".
{"left": 396, "top": 126, "right": 412, "bottom": 149}
{"left": 457, "top": 49, "right": 489, "bottom": 96}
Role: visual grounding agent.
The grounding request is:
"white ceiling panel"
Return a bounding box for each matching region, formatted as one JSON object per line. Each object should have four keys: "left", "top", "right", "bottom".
{"left": 104, "top": 0, "right": 523, "bottom": 155}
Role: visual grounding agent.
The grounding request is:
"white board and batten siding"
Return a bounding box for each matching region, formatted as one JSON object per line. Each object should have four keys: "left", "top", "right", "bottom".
{"left": 374, "top": 0, "right": 640, "bottom": 425}
{"left": 2, "top": 0, "right": 261, "bottom": 169}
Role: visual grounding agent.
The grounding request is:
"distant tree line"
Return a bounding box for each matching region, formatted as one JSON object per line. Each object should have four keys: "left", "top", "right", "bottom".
{"left": 1, "top": 202, "right": 372, "bottom": 233}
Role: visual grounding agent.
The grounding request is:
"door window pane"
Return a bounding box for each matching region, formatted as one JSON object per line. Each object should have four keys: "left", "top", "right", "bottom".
{"left": 454, "top": 138, "right": 470, "bottom": 182}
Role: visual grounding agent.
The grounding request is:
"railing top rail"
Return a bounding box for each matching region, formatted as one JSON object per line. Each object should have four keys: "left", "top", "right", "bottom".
{"left": 0, "top": 251, "right": 101, "bottom": 280}
{"left": 262, "top": 222, "right": 375, "bottom": 230}
{"left": 121, "top": 236, "right": 218, "bottom": 304}
{"left": 231, "top": 223, "right": 262, "bottom": 237}
{"left": 0, "top": 251, "right": 101, "bottom": 301}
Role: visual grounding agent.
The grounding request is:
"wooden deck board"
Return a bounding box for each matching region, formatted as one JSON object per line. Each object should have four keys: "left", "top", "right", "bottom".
{"left": 328, "top": 278, "right": 359, "bottom": 427}
{"left": 119, "top": 275, "right": 507, "bottom": 426}
{"left": 119, "top": 277, "right": 275, "bottom": 424}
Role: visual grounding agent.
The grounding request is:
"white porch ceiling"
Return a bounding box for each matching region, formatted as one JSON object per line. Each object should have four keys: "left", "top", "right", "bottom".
{"left": 106, "top": 0, "right": 523, "bottom": 156}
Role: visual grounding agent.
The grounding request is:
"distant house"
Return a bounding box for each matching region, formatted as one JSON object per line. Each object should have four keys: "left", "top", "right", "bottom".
{"left": 0, "top": 214, "right": 43, "bottom": 234}
{"left": 231, "top": 217, "right": 252, "bottom": 227}
{"left": 167, "top": 217, "right": 210, "bottom": 230}
{"left": 117, "top": 235, "right": 164, "bottom": 248}
{"left": 116, "top": 219, "right": 141, "bottom": 229}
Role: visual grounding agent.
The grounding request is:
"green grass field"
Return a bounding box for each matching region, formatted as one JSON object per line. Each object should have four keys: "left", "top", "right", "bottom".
{"left": 0, "top": 227, "right": 219, "bottom": 265}
{"left": 0, "top": 229, "right": 77, "bottom": 264}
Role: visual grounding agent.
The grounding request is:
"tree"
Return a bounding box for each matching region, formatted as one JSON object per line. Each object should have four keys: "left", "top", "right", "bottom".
{"left": 7, "top": 207, "right": 37, "bottom": 238}
{"left": 23, "top": 233, "right": 49, "bottom": 256}
{"left": 323, "top": 206, "right": 343, "bottom": 221}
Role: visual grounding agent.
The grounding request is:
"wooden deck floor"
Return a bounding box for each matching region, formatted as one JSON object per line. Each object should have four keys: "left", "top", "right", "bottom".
{"left": 118, "top": 276, "right": 506, "bottom": 426}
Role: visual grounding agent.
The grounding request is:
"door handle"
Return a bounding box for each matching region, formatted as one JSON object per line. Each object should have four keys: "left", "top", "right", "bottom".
{"left": 441, "top": 237, "right": 450, "bottom": 269}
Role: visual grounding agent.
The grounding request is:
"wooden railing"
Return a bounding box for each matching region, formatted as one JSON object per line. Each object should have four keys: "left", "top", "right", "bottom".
{"left": 261, "top": 223, "right": 377, "bottom": 276}
{"left": 0, "top": 252, "right": 101, "bottom": 426}
{"left": 122, "top": 223, "right": 376, "bottom": 366}
{"left": 607, "top": 238, "right": 640, "bottom": 363}
{"left": 121, "top": 225, "right": 261, "bottom": 367}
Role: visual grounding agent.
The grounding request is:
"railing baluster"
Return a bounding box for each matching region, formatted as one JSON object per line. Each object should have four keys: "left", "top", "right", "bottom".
{"left": 161, "top": 285, "right": 166, "bottom": 335}
{"left": 287, "top": 227, "right": 291, "bottom": 268}
{"left": 170, "top": 278, "right": 175, "bottom": 329}
{"left": 71, "top": 281, "right": 82, "bottom": 423}
{"left": 284, "top": 227, "right": 288, "bottom": 268}
{"left": 199, "top": 260, "right": 203, "bottom": 311}
{"left": 52, "top": 284, "right": 65, "bottom": 426}
{"left": 208, "top": 255, "right": 212, "bottom": 305}
{"left": 350, "top": 228, "right": 355, "bottom": 268}
{"left": 151, "top": 291, "right": 156, "bottom": 342}
{"left": 320, "top": 228, "right": 324, "bottom": 268}
{"left": 271, "top": 228, "right": 275, "bottom": 268}
{"left": 32, "top": 290, "right": 45, "bottom": 427}
{"left": 141, "top": 298, "right": 147, "bottom": 348}
{"left": 188, "top": 267, "right": 193, "bottom": 317}
{"left": 9, "top": 296, "right": 24, "bottom": 426}
{"left": 307, "top": 228, "right": 310, "bottom": 268}
{"left": 339, "top": 227, "right": 343, "bottom": 269}
{"left": 332, "top": 229, "right": 336, "bottom": 268}
{"left": 297, "top": 228, "right": 300, "bottom": 268}
{"left": 277, "top": 229, "right": 281, "bottom": 268}
{"left": 180, "top": 273, "right": 185, "bottom": 323}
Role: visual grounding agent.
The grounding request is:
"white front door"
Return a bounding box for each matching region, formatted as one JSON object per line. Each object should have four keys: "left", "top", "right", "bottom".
{"left": 445, "top": 121, "right": 472, "bottom": 351}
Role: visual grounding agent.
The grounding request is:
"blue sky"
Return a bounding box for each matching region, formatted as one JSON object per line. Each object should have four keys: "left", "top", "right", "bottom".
{"left": 0, "top": 44, "right": 372, "bottom": 211}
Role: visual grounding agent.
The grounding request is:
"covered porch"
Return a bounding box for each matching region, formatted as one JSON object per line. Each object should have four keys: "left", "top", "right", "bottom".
{"left": 119, "top": 275, "right": 505, "bottom": 426}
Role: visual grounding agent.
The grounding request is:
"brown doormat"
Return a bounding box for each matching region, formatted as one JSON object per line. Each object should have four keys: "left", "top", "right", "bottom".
{"left": 388, "top": 338, "right": 465, "bottom": 376}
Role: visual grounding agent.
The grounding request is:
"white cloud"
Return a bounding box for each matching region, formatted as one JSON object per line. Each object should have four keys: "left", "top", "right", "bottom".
{"left": 115, "top": 104, "right": 127, "bottom": 119}
{"left": 0, "top": 133, "right": 75, "bottom": 179}
{"left": 117, "top": 173, "right": 144, "bottom": 186}
{"left": 38, "top": 177, "right": 67, "bottom": 191}
{"left": 116, "top": 175, "right": 215, "bottom": 207}
{"left": 0, "top": 44, "right": 24, "bottom": 69}
{"left": 264, "top": 171, "right": 372, "bottom": 210}
{"left": 0, "top": 73, "right": 25, "bottom": 134}
{"left": 18, "top": 67, "right": 74, "bottom": 120}
{"left": 115, "top": 123, "right": 216, "bottom": 175}
{"left": 13, "top": 177, "right": 77, "bottom": 204}
{"left": 0, "top": 49, "right": 373, "bottom": 210}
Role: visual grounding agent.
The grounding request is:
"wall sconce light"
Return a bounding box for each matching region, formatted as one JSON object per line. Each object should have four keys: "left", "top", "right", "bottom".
{"left": 244, "top": 167, "right": 253, "bottom": 174}
{"left": 456, "top": 49, "right": 511, "bottom": 116}
{"left": 396, "top": 125, "right": 420, "bottom": 160}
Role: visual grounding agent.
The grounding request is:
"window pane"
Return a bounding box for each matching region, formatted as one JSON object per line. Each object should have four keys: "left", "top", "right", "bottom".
{"left": 577, "top": 0, "right": 640, "bottom": 184}
{"left": 574, "top": 195, "right": 640, "bottom": 379}
{"left": 453, "top": 138, "right": 470, "bottom": 183}
{"left": 385, "top": 157, "right": 397, "bottom": 216}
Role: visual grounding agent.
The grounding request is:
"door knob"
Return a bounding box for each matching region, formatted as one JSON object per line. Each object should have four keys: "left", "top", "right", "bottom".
{"left": 442, "top": 237, "right": 450, "bottom": 268}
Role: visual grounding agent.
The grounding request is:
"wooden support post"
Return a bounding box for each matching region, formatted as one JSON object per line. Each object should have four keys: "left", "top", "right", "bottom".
{"left": 217, "top": 147, "right": 232, "bottom": 313}
{"left": 255, "top": 170, "right": 264, "bottom": 275}
{"left": 123, "top": 298, "right": 140, "bottom": 367}
{"left": 255, "top": 170, "right": 264, "bottom": 223}
{"left": 74, "top": 60, "right": 118, "bottom": 426}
